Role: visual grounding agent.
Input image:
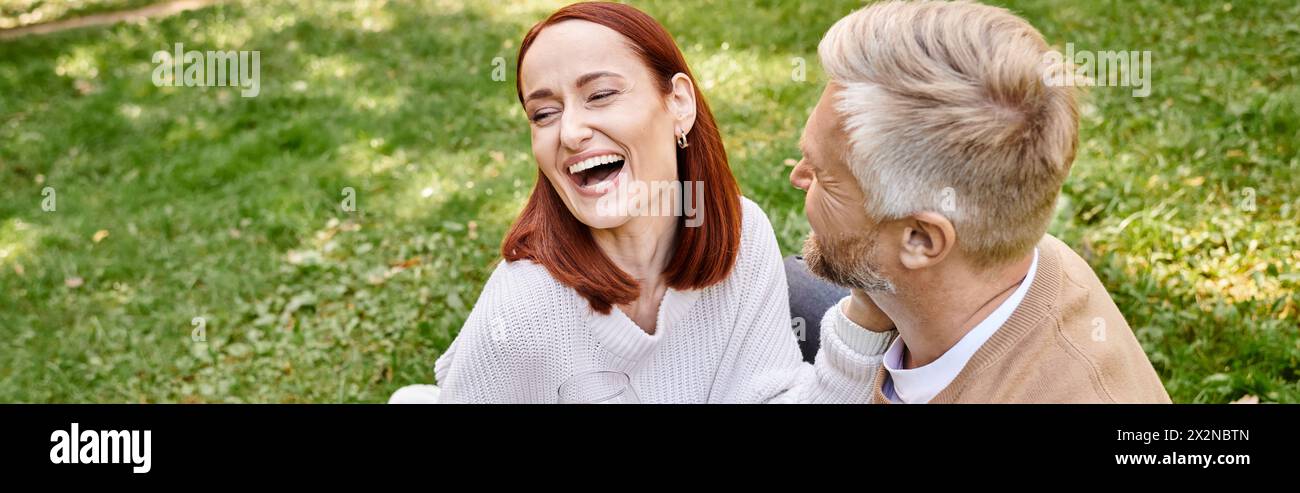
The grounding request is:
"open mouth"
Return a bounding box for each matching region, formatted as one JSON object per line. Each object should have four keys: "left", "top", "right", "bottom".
{"left": 567, "top": 153, "right": 626, "bottom": 192}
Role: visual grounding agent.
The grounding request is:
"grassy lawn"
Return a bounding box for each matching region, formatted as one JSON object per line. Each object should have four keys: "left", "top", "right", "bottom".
{"left": 1, "top": 0, "right": 160, "bottom": 29}
{"left": 0, "top": 0, "right": 1296, "bottom": 403}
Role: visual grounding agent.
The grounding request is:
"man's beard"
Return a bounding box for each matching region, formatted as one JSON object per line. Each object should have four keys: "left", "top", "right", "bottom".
{"left": 802, "top": 229, "right": 896, "bottom": 293}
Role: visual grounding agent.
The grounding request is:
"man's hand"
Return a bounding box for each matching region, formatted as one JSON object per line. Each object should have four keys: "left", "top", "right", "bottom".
{"left": 842, "top": 288, "right": 894, "bottom": 333}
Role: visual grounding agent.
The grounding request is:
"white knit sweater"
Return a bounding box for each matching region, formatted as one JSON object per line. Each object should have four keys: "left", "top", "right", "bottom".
{"left": 433, "top": 197, "right": 895, "bottom": 403}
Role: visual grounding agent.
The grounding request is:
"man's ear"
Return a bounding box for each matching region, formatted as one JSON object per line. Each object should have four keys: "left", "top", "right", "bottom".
{"left": 667, "top": 73, "right": 697, "bottom": 134}
{"left": 897, "top": 211, "right": 957, "bottom": 270}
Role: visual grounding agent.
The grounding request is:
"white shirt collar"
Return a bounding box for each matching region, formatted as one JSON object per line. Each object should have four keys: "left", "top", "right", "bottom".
{"left": 882, "top": 248, "right": 1039, "bottom": 403}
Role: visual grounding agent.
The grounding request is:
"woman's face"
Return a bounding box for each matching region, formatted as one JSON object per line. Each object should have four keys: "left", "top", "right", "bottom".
{"left": 519, "top": 20, "right": 691, "bottom": 230}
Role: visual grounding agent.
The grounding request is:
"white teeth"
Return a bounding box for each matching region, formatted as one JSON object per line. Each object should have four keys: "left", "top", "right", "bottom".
{"left": 568, "top": 154, "right": 625, "bottom": 174}
{"left": 587, "top": 180, "right": 614, "bottom": 192}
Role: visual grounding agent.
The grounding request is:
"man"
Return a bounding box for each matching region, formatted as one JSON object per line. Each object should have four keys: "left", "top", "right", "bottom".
{"left": 788, "top": 0, "right": 1170, "bottom": 403}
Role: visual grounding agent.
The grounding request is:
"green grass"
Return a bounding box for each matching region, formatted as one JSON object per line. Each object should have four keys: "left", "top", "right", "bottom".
{"left": 0, "top": 0, "right": 159, "bottom": 29}
{"left": 0, "top": 0, "right": 1296, "bottom": 403}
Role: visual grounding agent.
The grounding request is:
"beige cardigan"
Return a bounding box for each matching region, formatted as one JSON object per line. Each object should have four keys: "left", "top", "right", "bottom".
{"left": 871, "top": 235, "right": 1172, "bottom": 403}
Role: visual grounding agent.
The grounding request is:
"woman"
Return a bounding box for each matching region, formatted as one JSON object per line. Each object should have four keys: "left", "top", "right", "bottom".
{"left": 393, "top": 2, "right": 892, "bottom": 403}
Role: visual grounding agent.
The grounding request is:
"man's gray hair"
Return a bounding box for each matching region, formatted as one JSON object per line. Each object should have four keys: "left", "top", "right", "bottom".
{"left": 818, "top": 0, "right": 1079, "bottom": 266}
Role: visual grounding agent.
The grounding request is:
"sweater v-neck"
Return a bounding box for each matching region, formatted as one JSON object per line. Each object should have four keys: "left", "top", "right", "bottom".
{"left": 587, "top": 287, "right": 701, "bottom": 369}
{"left": 871, "top": 236, "right": 1064, "bottom": 404}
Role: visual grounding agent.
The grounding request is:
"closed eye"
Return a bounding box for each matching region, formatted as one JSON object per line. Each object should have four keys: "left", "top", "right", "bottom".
{"left": 531, "top": 109, "right": 558, "bottom": 123}
{"left": 588, "top": 90, "right": 617, "bottom": 102}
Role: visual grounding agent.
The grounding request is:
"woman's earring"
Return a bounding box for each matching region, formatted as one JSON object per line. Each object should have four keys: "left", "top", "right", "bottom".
{"left": 676, "top": 127, "right": 690, "bottom": 149}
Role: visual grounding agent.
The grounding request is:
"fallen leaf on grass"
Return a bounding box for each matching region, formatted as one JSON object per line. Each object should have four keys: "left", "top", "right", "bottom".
{"left": 1230, "top": 394, "right": 1259, "bottom": 404}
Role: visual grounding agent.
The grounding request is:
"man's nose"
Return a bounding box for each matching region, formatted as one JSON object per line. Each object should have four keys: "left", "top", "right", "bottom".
{"left": 789, "top": 159, "right": 813, "bottom": 191}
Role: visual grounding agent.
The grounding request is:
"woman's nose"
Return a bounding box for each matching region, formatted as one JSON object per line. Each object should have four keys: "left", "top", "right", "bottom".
{"left": 789, "top": 159, "right": 814, "bottom": 191}
{"left": 559, "top": 109, "right": 593, "bottom": 150}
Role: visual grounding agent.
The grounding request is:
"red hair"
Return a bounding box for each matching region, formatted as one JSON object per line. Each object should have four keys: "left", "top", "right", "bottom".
{"left": 502, "top": 1, "right": 742, "bottom": 314}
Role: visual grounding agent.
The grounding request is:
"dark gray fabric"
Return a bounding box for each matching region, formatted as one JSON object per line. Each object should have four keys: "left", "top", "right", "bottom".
{"left": 783, "top": 255, "right": 850, "bottom": 363}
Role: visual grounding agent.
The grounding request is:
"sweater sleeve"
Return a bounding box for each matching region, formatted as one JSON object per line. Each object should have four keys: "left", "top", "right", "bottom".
{"left": 797, "top": 297, "right": 896, "bottom": 403}
{"left": 432, "top": 261, "right": 508, "bottom": 403}
{"left": 433, "top": 260, "right": 568, "bottom": 403}
{"left": 708, "top": 198, "right": 894, "bottom": 403}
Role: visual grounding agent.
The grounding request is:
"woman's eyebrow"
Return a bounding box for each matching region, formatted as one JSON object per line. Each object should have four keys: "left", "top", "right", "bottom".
{"left": 575, "top": 71, "right": 623, "bottom": 88}
{"left": 524, "top": 88, "right": 554, "bottom": 103}
{"left": 524, "top": 72, "right": 622, "bottom": 103}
